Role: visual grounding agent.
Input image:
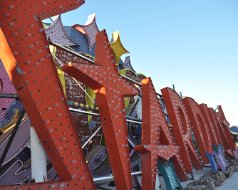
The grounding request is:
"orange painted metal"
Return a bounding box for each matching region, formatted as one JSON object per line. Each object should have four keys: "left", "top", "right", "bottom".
{"left": 135, "top": 78, "right": 186, "bottom": 189}
{"left": 62, "top": 30, "right": 138, "bottom": 190}
{"left": 183, "top": 97, "right": 212, "bottom": 164}
{"left": 0, "top": 1, "right": 96, "bottom": 189}
{"left": 199, "top": 104, "right": 219, "bottom": 146}
{"left": 0, "top": 29, "right": 16, "bottom": 79}
{"left": 161, "top": 88, "right": 203, "bottom": 173}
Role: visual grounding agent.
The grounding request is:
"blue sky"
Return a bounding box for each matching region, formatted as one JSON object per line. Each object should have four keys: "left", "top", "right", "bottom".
{"left": 61, "top": 0, "right": 238, "bottom": 125}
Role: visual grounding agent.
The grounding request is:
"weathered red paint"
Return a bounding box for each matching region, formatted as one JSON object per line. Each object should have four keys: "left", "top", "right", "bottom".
{"left": 0, "top": 1, "right": 235, "bottom": 189}
{"left": 208, "top": 108, "right": 229, "bottom": 148}
{"left": 199, "top": 104, "right": 219, "bottom": 146}
{"left": 62, "top": 30, "right": 138, "bottom": 190}
{"left": 0, "top": 1, "right": 96, "bottom": 189}
{"left": 135, "top": 78, "right": 187, "bottom": 189}
{"left": 207, "top": 107, "right": 234, "bottom": 157}
{"left": 216, "top": 106, "right": 235, "bottom": 156}
{"left": 161, "top": 88, "right": 203, "bottom": 173}
{"left": 183, "top": 97, "right": 212, "bottom": 163}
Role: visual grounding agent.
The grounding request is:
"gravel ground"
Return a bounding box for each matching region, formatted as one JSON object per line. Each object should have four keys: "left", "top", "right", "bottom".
{"left": 96, "top": 167, "right": 238, "bottom": 189}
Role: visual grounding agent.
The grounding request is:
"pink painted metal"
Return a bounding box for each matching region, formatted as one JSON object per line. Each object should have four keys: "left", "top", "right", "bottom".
{"left": 0, "top": 61, "right": 16, "bottom": 118}
{"left": 45, "top": 16, "right": 76, "bottom": 46}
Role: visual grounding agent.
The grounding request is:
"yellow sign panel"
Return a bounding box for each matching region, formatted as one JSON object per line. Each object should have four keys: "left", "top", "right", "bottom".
{"left": 110, "top": 31, "right": 129, "bottom": 64}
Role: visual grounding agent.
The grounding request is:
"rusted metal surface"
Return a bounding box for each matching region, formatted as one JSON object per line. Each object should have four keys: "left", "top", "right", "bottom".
{"left": 135, "top": 78, "right": 186, "bottom": 189}
{"left": 62, "top": 30, "right": 138, "bottom": 190}
{"left": 0, "top": 0, "right": 96, "bottom": 189}
{"left": 161, "top": 87, "right": 203, "bottom": 173}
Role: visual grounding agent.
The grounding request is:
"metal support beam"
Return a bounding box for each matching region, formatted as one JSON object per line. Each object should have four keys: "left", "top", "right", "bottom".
{"left": 69, "top": 107, "right": 142, "bottom": 124}
{"left": 82, "top": 126, "right": 102, "bottom": 149}
{"left": 93, "top": 171, "right": 142, "bottom": 185}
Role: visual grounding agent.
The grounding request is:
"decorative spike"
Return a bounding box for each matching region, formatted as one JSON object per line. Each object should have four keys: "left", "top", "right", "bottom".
{"left": 45, "top": 15, "right": 76, "bottom": 46}
{"left": 123, "top": 56, "right": 136, "bottom": 72}
{"left": 74, "top": 13, "right": 99, "bottom": 51}
{"left": 111, "top": 31, "right": 129, "bottom": 65}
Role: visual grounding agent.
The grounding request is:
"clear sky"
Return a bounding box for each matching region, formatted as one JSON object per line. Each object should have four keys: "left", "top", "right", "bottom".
{"left": 61, "top": 0, "right": 238, "bottom": 126}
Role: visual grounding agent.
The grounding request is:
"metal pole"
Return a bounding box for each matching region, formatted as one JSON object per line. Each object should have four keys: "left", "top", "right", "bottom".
{"left": 30, "top": 127, "right": 47, "bottom": 182}
{"left": 135, "top": 96, "right": 142, "bottom": 120}
{"left": 155, "top": 173, "right": 161, "bottom": 190}
{"left": 120, "top": 75, "right": 142, "bottom": 87}
{"left": 69, "top": 107, "right": 142, "bottom": 124}
{"left": 93, "top": 171, "right": 142, "bottom": 184}
{"left": 172, "top": 84, "right": 175, "bottom": 91}
{"left": 128, "top": 137, "right": 136, "bottom": 148}
{"left": 82, "top": 126, "right": 102, "bottom": 149}
{"left": 0, "top": 93, "right": 18, "bottom": 99}
{"left": 180, "top": 92, "right": 183, "bottom": 99}
{"left": 69, "top": 107, "right": 99, "bottom": 116}
{"left": 129, "top": 98, "right": 140, "bottom": 116}
{"left": 126, "top": 118, "right": 142, "bottom": 125}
